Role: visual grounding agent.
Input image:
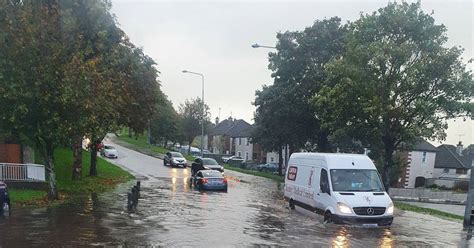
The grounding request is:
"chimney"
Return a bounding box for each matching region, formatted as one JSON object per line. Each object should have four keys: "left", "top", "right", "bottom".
{"left": 456, "top": 141, "right": 463, "bottom": 156}
{"left": 215, "top": 116, "right": 219, "bottom": 125}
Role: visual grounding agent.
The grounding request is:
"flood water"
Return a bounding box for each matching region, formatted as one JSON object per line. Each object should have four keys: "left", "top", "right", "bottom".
{"left": 0, "top": 169, "right": 472, "bottom": 247}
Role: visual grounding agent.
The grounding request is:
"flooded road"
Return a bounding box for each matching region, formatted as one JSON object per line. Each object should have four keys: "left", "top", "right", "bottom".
{"left": 0, "top": 141, "right": 472, "bottom": 247}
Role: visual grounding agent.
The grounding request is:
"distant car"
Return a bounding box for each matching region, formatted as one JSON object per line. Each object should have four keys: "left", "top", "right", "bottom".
{"left": 164, "top": 152, "right": 188, "bottom": 168}
{"left": 257, "top": 163, "right": 278, "bottom": 172}
{"left": 202, "top": 158, "right": 224, "bottom": 173}
{"left": 192, "top": 170, "right": 227, "bottom": 191}
{"left": 100, "top": 145, "right": 118, "bottom": 158}
{"left": 222, "top": 155, "right": 244, "bottom": 163}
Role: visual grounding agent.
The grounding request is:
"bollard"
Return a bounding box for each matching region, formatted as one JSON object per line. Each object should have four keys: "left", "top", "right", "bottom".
{"left": 127, "top": 192, "right": 133, "bottom": 211}
{"left": 132, "top": 186, "right": 138, "bottom": 208}
{"left": 136, "top": 181, "right": 141, "bottom": 198}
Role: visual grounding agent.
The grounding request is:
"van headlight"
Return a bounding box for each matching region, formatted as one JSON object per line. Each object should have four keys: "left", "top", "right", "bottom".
{"left": 337, "top": 202, "right": 352, "bottom": 214}
{"left": 387, "top": 203, "right": 394, "bottom": 215}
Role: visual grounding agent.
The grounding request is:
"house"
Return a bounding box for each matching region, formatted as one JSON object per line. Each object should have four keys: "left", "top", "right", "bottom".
{"left": 207, "top": 118, "right": 236, "bottom": 155}
{"left": 207, "top": 118, "right": 265, "bottom": 162}
{"left": 397, "top": 140, "right": 474, "bottom": 188}
{"left": 433, "top": 142, "right": 473, "bottom": 179}
{"left": 398, "top": 139, "right": 438, "bottom": 188}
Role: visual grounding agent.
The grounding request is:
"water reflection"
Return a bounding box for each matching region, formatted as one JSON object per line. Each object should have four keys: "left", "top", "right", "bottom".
{"left": 378, "top": 229, "right": 394, "bottom": 248}
{"left": 331, "top": 226, "right": 349, "bottom": 248}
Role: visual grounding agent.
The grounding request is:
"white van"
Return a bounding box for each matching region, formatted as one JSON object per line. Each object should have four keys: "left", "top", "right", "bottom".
{"left": 284, "top": 152, "right": 394, "bottom": 226}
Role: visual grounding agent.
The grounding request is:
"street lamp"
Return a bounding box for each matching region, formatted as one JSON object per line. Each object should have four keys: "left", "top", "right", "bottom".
{"left": 251, "top": 43, "right": 277, "bottom": 49}
{"left": 182, "top": 70, "right": 205, "bottom": 158}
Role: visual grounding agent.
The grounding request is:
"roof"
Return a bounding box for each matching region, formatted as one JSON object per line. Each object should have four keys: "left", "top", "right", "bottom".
{"left": 289, "top": 152, "right": 376, "bottom": 170}
{"left": 434, "top": 145, "right": 470, "bottom": 169}
{"left": 208, "top": 119, "right": 235, "bottom": 136}
{"left": 411, "top": 139, "right": 438, "bottom": 152}
{"left": 208, "top": 118, "right": 253, "bottom": 138}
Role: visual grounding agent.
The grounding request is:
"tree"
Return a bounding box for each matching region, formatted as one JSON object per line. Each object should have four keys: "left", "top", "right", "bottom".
{"left": 0, "top": 0, "right": 69, "bottom": 198}
{"left": 253, "top": 18, "right": 346, "bottom": 175}
{"left": 150, "top": 94, "right": 181, "bottom": 148}
{"left": 179, "top": 98, "right": 210, "bottom": 153}
{"left": 313, "top": 2, "right": 473, "bottom": 189}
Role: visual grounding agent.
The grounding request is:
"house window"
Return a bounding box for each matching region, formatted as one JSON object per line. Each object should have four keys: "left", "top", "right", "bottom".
{"left": 456, "top": 169, "right": 467, "bottom": 175}
{"left": 245, "top": 152, "right": 249, "bottom": 161}
{"left": 238, "top": 151, "right": 242, "bottom": 157}
{"left": 246, "top": 138, "right": 250, "bottom": 146}
{"left": 422, "top": 152, "right": 427, "bottom": 163}
{"left": 270, "top": 157, "right": 275, "bottom": 162}
{"left": 239, "top": 138, "right": 241, "bottom": 145}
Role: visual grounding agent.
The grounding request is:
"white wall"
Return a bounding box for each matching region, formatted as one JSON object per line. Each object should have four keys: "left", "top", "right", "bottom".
{"left": 234, "top": 137, "right": 253, "bottom": 161}
{"left": 405, "top": 151, "right": 436, "bottom": 188}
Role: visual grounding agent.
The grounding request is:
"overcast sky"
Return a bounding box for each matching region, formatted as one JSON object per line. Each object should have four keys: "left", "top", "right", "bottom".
{"left": 111, "top": 0, "right": 473, "bottom": 146}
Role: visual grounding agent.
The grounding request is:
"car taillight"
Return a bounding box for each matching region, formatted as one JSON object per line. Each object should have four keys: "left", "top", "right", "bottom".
{"left": 222, "top": 178, "right": 227, "bottom": 184}
{"left": 201, "top": 178, "right": 208, "bottom": 184}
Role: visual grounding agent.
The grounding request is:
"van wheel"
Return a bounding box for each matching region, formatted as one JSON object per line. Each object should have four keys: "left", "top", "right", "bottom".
{"left": 289, "top": 199, "right": 295, "bottom": 210}
{"left": 324, "top": 211, "right": 333, "bottom": 224}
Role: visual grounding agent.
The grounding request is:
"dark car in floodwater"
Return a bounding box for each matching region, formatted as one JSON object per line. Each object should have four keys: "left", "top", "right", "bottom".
{"left": 192, "top": 170, "right": 228, "bottom": 191}
{"left": 202, "top": 158, "right": 224, "bottom": 173}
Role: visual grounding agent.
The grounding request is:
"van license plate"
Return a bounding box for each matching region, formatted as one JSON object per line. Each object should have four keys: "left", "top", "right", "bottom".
{"left": 362, "top": 224, "right": 378, "bottom": 228}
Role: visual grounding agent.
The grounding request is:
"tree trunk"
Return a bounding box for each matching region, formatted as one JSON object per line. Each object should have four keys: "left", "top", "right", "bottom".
{"left": 40, "top": 139, "right": 57, "bottom": 200}
{"left": 188, "top": 139, "right": 192, "bottom": 154}
{"left": 72, "top": 137, "right": 82, "bottom": 180}
{"left": 318, "top": 130, "right": 331, "bottom": 152}
{"left": 382, "top": 145, "right": 394, "bottom": 191}
{"left": 278, "top": 146, "right": 283, "bottom": 176}
{"left": 128, "top": 127, "right": 132, "bottom": 138}
{"left": 89, "top": 141, "right": 98, "bottom": 176}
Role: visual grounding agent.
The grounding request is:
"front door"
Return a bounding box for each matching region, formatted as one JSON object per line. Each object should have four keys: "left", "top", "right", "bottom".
{"left": 314, "top": 168, "right": 332, "bottom": 212}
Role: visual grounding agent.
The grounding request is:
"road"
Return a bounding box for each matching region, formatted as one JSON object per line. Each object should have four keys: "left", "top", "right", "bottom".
{"left": 0, "top": 140, "right": 473, "bottom": 247}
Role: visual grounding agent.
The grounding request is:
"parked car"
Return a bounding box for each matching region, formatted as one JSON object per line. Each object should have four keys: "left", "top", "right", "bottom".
{"left": 284, "top": 153, "right": 393, "bottom": 227}
{"left": 100, "top": 145, "right": 118, "bottom": 158}
{"left": 164, "top": 152, "right": 188, "bottom": 168}
{"left": 202, "top": 158, "right": 224, "bottom": 173}
{"left": 192, "top": 170, "right": 227, "bottom": 191}
{"left": 257, "top": 163, "right": 278, "bottom": 172}
{"left": 222, "top": 155, "right": 243, "bottom": 163}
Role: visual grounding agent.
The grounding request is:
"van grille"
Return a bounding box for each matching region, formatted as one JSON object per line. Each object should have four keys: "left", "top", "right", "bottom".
{"left": 353, "top": 207, "right": 386, "bottom": 216}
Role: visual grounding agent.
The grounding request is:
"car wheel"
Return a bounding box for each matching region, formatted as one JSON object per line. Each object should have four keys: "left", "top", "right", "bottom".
{"left": 289, "top": 199, "right": 296, "bottom": 210}
{"left": 324, "top": 211, "right": 333, "bottom": 224}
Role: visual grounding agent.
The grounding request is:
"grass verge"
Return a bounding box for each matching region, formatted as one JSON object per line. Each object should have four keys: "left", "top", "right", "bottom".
{"left": 395, "top": 201, "right": 463, "bottom": 221}
{"left": 114, "top": 131, "right": 195, "bottom": 161}
{"left": 11, "top": 148, "right": 133, "bottom": 207}
{"left": 223, "top": 164, "right": 284, "bottom": 183}
{"left": 115, "top": 130, "right": 170, "bottom": 155}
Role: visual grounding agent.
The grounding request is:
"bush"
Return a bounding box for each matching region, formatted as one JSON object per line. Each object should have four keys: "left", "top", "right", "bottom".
{"left": 453, "top": 181, "right": 469, "bottom": 193}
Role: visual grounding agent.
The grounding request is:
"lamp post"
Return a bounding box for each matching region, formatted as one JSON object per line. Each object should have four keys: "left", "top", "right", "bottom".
{"left": 182, "top": 70, "right": 205, "bottom": 157}
{"left": 251, "top": 43, "right": 277, "bottom": 49}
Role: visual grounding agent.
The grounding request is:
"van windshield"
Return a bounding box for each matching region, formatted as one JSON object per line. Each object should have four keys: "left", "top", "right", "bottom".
{"left": 330, "top": 169, "right": 384, "bottom": 192}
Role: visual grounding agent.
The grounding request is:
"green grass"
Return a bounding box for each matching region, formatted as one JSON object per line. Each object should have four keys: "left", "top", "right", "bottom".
{"left": 10, "top": 148, "right": 133, "bottom": 207}
{"left": 223, "top": 164, "right": 284, "bottom": 183}
{"left": 53, "top": 148, "right": 134, "bottom": 194}
{"left": 395, "top": 202, "right": 463, "bottom": 221}
{"left": 116, "top": 131, "right": 170, "bottom": 155}
{"left": 9, "top": 189, "right": 48, "bottom": 206}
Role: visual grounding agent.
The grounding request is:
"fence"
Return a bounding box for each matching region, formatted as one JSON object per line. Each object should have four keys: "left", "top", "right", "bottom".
{"left": 0, "top": 163, "right": 46, "bottom": 182}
